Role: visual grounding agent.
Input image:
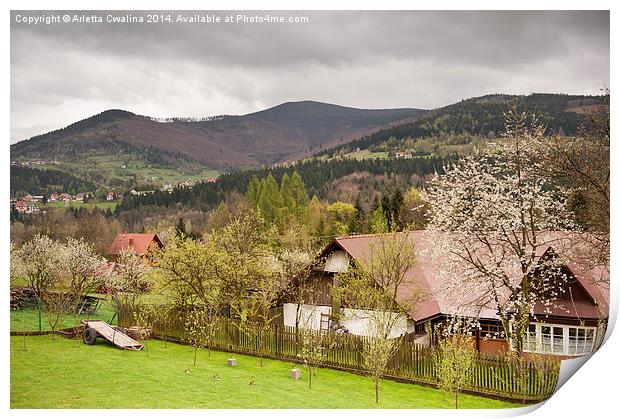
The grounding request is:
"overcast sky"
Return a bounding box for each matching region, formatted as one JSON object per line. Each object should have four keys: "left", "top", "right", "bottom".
{"left": 10, "top": 10, "right": 609, "bottom": 143}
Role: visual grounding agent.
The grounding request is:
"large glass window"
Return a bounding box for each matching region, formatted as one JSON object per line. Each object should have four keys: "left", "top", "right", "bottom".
{"left": 522, "top": 323, "right": 596, "bottom": 356}
{"left": 568, "top": 327, "right": 595, "bottom": 355}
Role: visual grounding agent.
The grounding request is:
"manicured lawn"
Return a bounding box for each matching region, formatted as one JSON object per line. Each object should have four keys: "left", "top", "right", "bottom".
{"left": 10, "top": 336, "right": 520, "bottom": 409}
{"left": 10, "top": 298, "right": 118, "bottom": 332}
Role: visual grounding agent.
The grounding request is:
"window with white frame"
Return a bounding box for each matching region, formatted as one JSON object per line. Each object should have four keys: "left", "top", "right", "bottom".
{"left": 522, "top": 323, "right": 597, "bottom": 356}
{"left": 568, "top": 327, "right": 596, "bottom": 355}
{"left": 524, "top": 324, "right": 537, "bottom": 352}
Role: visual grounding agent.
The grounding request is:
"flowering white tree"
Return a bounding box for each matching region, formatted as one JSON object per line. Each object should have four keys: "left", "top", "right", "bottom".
{"left": 423, "top": 109, "right": 576, "bottom": 354}
{"left": 11, "top": 234, "right": 62, "bottom": 299}
{"left": 59, "top": 237, "right": 107, "bottom": 315}
{"left": 11, "top": 235, "right": 63, "bottom": 331}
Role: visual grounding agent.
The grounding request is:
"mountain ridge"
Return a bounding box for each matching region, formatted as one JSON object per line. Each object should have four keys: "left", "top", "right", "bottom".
{"left": 10, "top": 93, "right": 604, "bottom": 190}
{"left": 11, "top": 101, "right": 427, "bottom": 169}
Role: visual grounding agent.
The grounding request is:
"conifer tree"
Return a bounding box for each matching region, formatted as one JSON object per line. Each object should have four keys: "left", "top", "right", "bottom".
{"left": 370, "top": 204, "right": 389, "bottom": 233}
{"left": 246, "top": 176, "right": 262, "bottom": 209}
{"left": 257, "top": 174, "right": 283, "bottom": 223}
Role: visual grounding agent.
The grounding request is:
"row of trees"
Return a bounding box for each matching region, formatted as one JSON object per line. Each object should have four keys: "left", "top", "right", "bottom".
{"left": 150, "top": 211, "right": 310, "bottom": 367}
{"left": 10, "top": 206, "right": 121, "bottom": 253}
{"left": 132, "top": 227, "right": 481, "bottom": 406}
{"left": 244, "top": 171, "right": 428, "bottom": 239}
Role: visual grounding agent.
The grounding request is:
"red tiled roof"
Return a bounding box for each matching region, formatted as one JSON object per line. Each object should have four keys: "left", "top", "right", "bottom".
{"left": 108, "top": 233, "right": 163, "bottom": 256}
{"left": 325, "top": 231, "right": 609, "bottom": 323}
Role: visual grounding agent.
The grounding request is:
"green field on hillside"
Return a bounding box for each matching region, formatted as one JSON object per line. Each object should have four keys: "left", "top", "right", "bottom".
{"left": 343, "top": 149, "right": 390, "bottom": 160}
{"left": 41, "top": 200, "right": 118, "bottom": 211}
{"left": 32, "top": 153, "right": 218, "bottom": 188}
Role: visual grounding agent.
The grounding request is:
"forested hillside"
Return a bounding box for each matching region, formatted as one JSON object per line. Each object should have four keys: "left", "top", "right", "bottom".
{"left": 320, "top": 93, "right": 604, "bottom": 157}
{"left": 116, "top": 156, "right": 446, "bottom": 213}
{"left": 10, "top": 165, "right": 96, "bottom": 197}
{"left": 117, "top": 93, "right": 605, "bottom": 218}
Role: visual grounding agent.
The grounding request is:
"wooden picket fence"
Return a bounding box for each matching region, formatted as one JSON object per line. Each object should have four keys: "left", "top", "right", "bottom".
{"left": 119, "top": 306, "right": 559, "bottom": 403}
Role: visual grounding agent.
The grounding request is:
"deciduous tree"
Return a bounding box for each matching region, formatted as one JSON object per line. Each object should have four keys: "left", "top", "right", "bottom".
{"left": 434, "top": 321, "right": 476, "bottom": 409}
{"left": 333, "top": 233, "right": 421, "bottom": 403}
{"left": 11, "top": 234, "right": 63, "bottom": 331}
{"left": 59, "top": 237, "right": 106, "bottom": 315}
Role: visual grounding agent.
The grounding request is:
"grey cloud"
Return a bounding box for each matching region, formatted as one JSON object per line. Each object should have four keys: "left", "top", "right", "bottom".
{"left": 10, "top": 10, "right": 609, "bottom": 142}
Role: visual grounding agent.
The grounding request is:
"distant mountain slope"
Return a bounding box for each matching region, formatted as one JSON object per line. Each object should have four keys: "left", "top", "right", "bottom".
{"left": 10, "top": 110, "right": 257, "bottom": 169}
{"left": 11, "top": 102, "right": 427, "bottom": 171}
{"left": 320, "top": 93, "right": 605, "bottom": 156}
{"left": 11, "top": 93, "right": 602, "bottom": 189}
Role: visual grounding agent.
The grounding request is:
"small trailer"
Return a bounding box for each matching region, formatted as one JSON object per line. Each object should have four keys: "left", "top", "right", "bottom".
{"left": 81, "top": 320, "right": 144, "bottom": 350}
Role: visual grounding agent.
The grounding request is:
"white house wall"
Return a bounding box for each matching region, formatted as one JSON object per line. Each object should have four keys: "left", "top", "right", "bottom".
{"left": 282, "top": 303, "right": 410, "bottom": 338}
{"left": 339, "top": 308, "right": 409, "bottom": 338}
{"left": 283, "top": 303, "right": 331, "bottom": 330}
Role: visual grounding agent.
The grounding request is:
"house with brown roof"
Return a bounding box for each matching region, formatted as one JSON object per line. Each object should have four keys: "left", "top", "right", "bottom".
{"left": 108, "top": 233, "right": 164, "bottom": 262}
{"left": 280, "top": 231, "right": 609, "bottom": 359}
{"left": 14, "top": 200, "right": 28, "bottom": 213}
{"left": 14, "top": 200, "right": 39, "bottom": 214}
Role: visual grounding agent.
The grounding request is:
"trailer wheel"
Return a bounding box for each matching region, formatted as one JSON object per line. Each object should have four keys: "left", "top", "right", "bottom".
{"left": 83, "top": 327, "right": 98, "bottom": 345}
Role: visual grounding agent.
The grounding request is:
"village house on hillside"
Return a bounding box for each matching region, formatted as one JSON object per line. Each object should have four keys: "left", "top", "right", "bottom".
{"left": 14, "top": 200, "right": 39, "bottom": 214}
{"left": 394, "top": 150, "right": 412, "bottom": 159}
{"left": 108, "top": 233, "right": 164, "bottom": 262}
{"left": 280, "top": 232, "right": 609, "bottom": 359}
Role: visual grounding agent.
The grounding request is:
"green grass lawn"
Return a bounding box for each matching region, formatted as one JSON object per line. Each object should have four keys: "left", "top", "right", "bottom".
{"left": 42, "top": 201, "right": 118, "bottom": 211}
{"left": 10, "top": 298, "right": 118, "bottom": 332}
{"left": 10, "top": 336, "right": 520, "bottom": 409}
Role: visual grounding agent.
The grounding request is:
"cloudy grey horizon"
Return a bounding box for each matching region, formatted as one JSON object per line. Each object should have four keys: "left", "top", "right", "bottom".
{"left": 10, "top": 10, "right": 609, "bottom": 143}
